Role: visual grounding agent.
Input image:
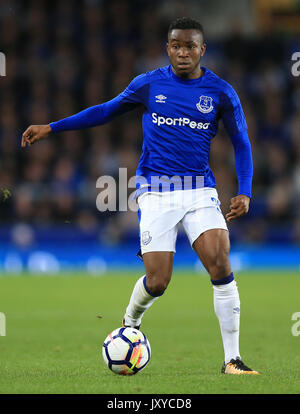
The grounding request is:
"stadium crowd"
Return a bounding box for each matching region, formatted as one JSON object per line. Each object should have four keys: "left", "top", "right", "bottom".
{"left": 0, "top": 0, "right": 299, "bottom": 245}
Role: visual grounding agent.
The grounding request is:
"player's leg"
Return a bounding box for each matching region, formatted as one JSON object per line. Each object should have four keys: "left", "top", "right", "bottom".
{"left": 123, "top": 191, "right": 181, "bottom": 329}
{"left": 182, "top": 189, "right": 259, "bottom": 374}
{"left": 193, "top": 229, "right": 259, "bottom": 374}
{"left": 193, "top": 229, "right": 241, "bottom": 362}
{"left": 123, "top": 251, "right": 173, "bottom": 328}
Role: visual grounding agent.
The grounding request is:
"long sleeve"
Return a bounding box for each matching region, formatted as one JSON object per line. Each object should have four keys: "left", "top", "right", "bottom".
{"left": 220, "top": 85, "right": 253, "bottom": 197}
{"left": 229, "top": 130, "right": 253, "bottom": 197}
{"left": 50, "top": 73, "right": 149, "bottom": 133}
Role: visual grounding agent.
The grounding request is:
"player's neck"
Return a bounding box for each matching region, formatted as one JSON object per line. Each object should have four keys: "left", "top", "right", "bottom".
{"left": 172, "top": 65, "right": 203, "bottom": 80}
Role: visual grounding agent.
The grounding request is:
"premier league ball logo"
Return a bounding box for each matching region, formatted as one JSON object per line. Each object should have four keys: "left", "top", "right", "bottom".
{"left": 196, "top": 95, "right": 214, "bottom": 113}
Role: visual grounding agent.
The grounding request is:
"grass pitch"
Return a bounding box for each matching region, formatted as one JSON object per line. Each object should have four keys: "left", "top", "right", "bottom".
{"left": 0, "top": 270, "right": 300, "bottom": 394}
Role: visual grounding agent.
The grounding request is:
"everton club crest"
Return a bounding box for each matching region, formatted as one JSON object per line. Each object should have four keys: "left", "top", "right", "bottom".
{"left": 196, "top": 95, "right": 214, "bottom": 113}
{"left": 142, "top": 231, "right": 152, "bottom": 245}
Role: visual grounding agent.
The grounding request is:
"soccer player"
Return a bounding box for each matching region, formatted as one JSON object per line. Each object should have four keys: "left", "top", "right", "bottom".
{"left": 22, "top": 17, "right": 259, "bottom": 374}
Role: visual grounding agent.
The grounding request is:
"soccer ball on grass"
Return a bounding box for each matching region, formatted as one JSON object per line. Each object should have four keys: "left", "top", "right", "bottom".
{"left": 102, "top": 327, "right": 151, "bottom": 375}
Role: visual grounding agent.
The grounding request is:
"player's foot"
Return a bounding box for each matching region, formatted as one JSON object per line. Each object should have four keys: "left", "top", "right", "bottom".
{"left": 221, "top": 357, "right": 260, "bottom": 375}
{"left": 122, "top": 318, "right": 140, "bottom": 330}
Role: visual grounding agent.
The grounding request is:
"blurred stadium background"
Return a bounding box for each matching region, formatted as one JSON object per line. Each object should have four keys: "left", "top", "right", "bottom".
{"left": 0, "top": 0, "right": 299, "bottom": 274}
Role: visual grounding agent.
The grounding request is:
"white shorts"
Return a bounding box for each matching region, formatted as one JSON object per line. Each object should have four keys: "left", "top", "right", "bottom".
{"left": 137, "top": 187, "right": 228, "bottom": 255}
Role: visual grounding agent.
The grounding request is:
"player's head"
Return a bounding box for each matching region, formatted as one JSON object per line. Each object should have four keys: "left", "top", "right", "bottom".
{"left": 167, "top": 17, "right": 206, "bottom": 79}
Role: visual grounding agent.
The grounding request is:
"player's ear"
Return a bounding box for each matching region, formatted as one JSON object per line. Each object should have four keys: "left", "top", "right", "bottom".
{"left": 166, "top": 42, "right": 170, "bottom": 57}
{"left": 200, "top": 42, "right": 206, "bottom": 57}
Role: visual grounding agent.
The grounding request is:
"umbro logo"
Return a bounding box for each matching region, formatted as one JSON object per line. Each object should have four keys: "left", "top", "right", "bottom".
{"left": 155, "top": 94, "right": 167, "bottom": 103}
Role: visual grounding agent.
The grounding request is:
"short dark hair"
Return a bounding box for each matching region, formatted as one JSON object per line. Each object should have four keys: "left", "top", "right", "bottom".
{"left": 168, "top": 17, "right": 204, "bottom": 40}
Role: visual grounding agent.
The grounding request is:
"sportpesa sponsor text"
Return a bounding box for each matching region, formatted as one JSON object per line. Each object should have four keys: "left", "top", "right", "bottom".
{"left": 151, "top": 112, "right": 210, "bottom": 130}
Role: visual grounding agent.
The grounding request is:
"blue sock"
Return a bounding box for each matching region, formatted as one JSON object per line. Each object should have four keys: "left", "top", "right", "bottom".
{"left": 211, "top": 272, "right": 234, "bottom": 286}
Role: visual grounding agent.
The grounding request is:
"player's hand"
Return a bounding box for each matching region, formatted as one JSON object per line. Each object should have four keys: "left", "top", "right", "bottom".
{"left": 21, "top": 124, "right": 52, "bottom": 148}
{"left": 225, "top": 194, "right": 250, "bottom": 222}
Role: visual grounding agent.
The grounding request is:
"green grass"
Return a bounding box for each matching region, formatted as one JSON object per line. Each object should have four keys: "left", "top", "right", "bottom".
{"left": 0, "top": 271, "right": 300, "bottom": 394}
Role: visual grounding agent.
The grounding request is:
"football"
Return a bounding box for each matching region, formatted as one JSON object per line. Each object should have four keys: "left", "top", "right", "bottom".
{"left": 102, "top": 327, "right": 151, "bottom": 375}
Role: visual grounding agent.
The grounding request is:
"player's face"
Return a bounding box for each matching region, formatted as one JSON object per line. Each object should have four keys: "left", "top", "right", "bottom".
{"left": 167, "top": 29, "right": 206, "bottom": 79}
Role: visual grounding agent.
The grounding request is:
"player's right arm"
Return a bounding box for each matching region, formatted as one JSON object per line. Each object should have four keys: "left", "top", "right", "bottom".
{"left": 21, "top": 73, "right": 148, "bottom": 147}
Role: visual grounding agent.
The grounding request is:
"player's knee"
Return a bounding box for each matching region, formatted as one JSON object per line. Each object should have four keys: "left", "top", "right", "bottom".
{"left": 145, "top": 273, "right": 170, "bottom": 296}
{"left": 209, "top": 263, "right": 230, "bottom": 279}
{"left": 207, "top": 250, "right": 230, "bottom": 279}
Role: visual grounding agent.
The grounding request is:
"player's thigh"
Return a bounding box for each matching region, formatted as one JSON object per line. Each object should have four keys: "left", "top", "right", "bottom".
{"left": 138, "top": 192, "right": 183, "bottom": 256}
{"left": 193, "top": 229, "right": 231, "bottom": 278}
{"left": 182, "top": 203, "right": 230, "bottom": 278}
{"left": 182, "top": 202, "right": 228, "bottom": 250}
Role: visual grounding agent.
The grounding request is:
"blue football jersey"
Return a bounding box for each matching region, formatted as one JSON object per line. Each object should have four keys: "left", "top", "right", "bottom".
{"left": 50, "top": 64, "right": 253, "bottom": 197}
{"left": 114, "top": 65, "right": 250, "bottom": 196}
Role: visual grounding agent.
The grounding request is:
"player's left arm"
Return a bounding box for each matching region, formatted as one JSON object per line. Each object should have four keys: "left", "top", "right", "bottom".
{"left": 220, "top": 86, "right": 253, "bottom": 222}
{"left": 22, "top": 73, "right": 149, "bottom": 147}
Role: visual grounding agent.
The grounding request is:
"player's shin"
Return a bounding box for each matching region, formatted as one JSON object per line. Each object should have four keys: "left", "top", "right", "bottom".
{"left": 123, "top": 275, "right": 163, "bottom": 328}
{"left": 212, "top": 274, "right": 241, "bottom": 364}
